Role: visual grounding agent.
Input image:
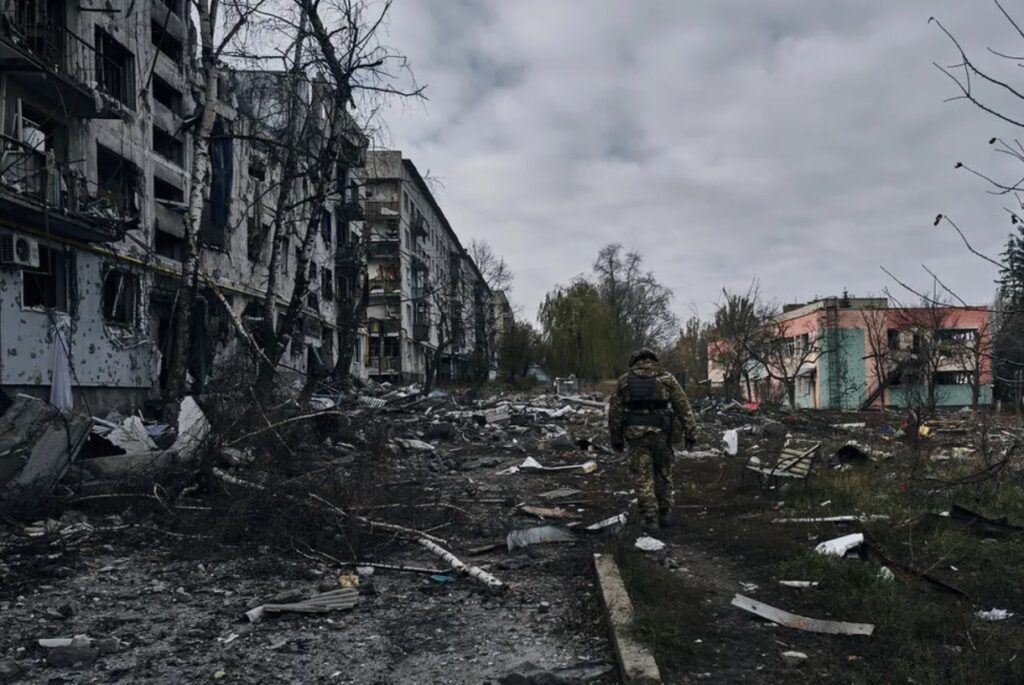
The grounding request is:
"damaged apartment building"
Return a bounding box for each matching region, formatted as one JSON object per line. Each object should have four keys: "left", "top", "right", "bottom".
{"left": 709, "top": 295, "right": 993, "bottom": 409}
{"left": 0, "top": 0, "right": 368, "bottom": 412}
{"left": 363, "top": 151, "right": 492, "bottom": 384}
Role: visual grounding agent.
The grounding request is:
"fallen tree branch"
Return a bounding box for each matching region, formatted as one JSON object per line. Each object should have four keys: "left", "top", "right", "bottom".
{"left": 416, "top": 538, "right": 506, "bottom": 593}
{"left": 227, "top": 410, "right": 348, "bottom": 445}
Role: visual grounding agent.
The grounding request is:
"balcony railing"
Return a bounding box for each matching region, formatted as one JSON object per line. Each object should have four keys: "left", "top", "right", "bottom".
{"left": 364, "top": 200, "right": 399, "bottom": 222}
{"left": 368, "top": 278, "right": 400, "bottom": 296}
{"left": 368, "top": 318, "right": 401, "bottom": 335}
{"left": 0, "top": 131, "right": 131, "bottom": 241}
{"left": 367, "top": 240, "right": 399, "bottom": 260}
{"left": 0, "top": 5, "right": 124, "bottom": 117}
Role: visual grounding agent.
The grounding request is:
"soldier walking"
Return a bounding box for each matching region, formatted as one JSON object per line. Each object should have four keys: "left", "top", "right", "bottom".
{"left": 608, "top": 348, "right": 698, "bottom": 530}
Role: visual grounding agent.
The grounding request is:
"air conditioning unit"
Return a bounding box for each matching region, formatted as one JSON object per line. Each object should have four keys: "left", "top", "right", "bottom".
{"left": 0, "top": 234, "right": 41, "bottom": 269}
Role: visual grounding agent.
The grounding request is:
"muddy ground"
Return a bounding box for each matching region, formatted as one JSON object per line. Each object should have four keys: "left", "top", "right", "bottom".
{"left": 2, "top": 397, "right": 1023, "bottom": 684}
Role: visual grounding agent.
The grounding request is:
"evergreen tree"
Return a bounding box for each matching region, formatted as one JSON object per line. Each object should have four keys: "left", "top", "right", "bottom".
{"left": 994, "top": 227, "right": 1024, "bottom": 402}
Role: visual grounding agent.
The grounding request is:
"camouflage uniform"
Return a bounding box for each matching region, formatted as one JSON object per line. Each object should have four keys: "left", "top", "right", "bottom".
{"left": 608, "top": 357, "right": 698, "bottom": 524}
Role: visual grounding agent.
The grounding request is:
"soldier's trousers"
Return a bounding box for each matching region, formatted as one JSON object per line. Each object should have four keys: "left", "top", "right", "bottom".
{"left": 627, "top": 433, "right": 674, "bottom": 522}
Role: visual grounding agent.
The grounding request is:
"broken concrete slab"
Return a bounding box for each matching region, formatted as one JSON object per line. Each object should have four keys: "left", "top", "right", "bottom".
{"left": 731, "top": 594, "right": 874, "bottom": 636}
{"left": 79, "top": 449, "right": 181, "bottom": 481}
{"left": 395, "top": 438, "right": 436, "bottom": 452}
{"left": 506, "top": 526, "right": 578, "bottom": 551}
{"left": 814, "top": 533, "right": 864, "bottom": 557}
{"left": 0, "top": 395, "right": 91, "bottom": 503}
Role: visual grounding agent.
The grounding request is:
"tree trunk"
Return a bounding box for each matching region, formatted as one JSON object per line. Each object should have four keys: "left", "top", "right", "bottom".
{"left": 166, "top": 5, "right": 218, "bottom": 400}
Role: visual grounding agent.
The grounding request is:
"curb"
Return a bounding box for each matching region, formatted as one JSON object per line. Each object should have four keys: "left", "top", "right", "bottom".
{"left": 593, "top": 553, "right": 663, "bottom": 684}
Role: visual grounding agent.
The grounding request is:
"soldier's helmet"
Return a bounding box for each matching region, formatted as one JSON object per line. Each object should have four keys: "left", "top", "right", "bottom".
{"left": 629, "top": 348, "right": 659, "bottom": 366}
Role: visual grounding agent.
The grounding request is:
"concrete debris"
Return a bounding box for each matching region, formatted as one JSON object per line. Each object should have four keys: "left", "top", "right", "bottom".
{"left": 634, "top": 535, "right": 666, "bottom": 552}
{"left": 518, "top": 504, "right": 580, "bottom": 520}
{"left": 814, "top": 533, "right": 864, "bottom": 557}
{"left": 507, "top": 525, "right": 579, "bottom": 551}
{"left": 585, "top": 513, "right": 628, "bottom": 533}
{"left": 538, "top": 487, "right": 582, "bottom": 500}
{"left": 878, "top": 566, "right": 895, "bottom": 582}
{"left": 247, "top": 588, "right": 360, "bottom": 623}
{"left": 781, "top": 650, "right": 809, "bottom": 667}
{"left": 976, "top": 608, "right": 1014, "bottom": 621}
{"left": 779, "top": 580, "right": 819, "bottom": 588}
{"left": 731, "top": 594, "right": 874, "bottom": 636}
{"left": 395, "top": 438, "right": 436, "bottom": 452}
{"left": 38, "top": 634, "right": 122, "bottom": 668}
{"left": 0, "top": 395, "right": 92, "bottom": 503}
{"left": 481, "top": 407, "right": 512, "bottom": 424}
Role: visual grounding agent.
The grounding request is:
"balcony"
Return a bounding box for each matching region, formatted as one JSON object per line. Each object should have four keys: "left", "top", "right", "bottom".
{"left": 337, "top": 184, "right": 363, "bottom": 220}
{"left": 0, "top": 4, "right": 123, "bottom": 118}
{"left": 410, "top": 285, "right": 428, "bottom": 300}
{"left": 413, "top": 322, "right": 430, "bottom": 342}
{"left": 368, "top": 278, "right": 400, "bottom": 301}
{"left": 367, "top": 239, "right": 399, "bottom": 261}
{"left": 364, "top": 200, "right": 399, "bottom": 224}
{"left": 368, "top": 318, "right": 401, "bottom": 336}
{"left": 410, "top": 250, "right": 428, "bottom": 272}
{"left": 0, "top": 133, "right": 133, "bottom": 242}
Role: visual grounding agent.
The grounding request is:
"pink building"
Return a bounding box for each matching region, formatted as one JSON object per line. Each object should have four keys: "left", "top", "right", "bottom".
{"left": 709, "top": 296, "right": 992, "bottom": 409}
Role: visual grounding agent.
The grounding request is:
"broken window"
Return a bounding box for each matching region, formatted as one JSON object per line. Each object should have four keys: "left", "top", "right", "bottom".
{"left": 934, "top": 371, "right": 970, "bottom": 386}
{"left": 151, "top": 19, "right": 182, "bottom": 62}
{"left": 151, "top": 74, "right": 183, "bottom": 114}
{"left": 155, "top": 229, "right": 185, "bottom": 261}
{"left": 23, "top": 244, "right": 69, "bottom": 311}
{"left": 247, "top": 218, "right": 270, "bottom": 262}
{"left": 322, "top": 268, "right": 334, "bottom": 302}
{"left": 320, "top": 209, "right": 332, "bottom": 245}
{"left": 152, "top": 125, "right": 184, "bottom": 166}
{"left": 200, "top": 118, "right": 233, "bottom": 249}
{"left": 101, "top": 268, "right": 140, "bottom": 326}
{"left": 887, "top": 329, "right": 900, "bottom": 351}
{"left": 95, "top": 28, "right": 135, "bottom": 108}
{"left": 96, "top": 144, "right": 139, "bottom": 215}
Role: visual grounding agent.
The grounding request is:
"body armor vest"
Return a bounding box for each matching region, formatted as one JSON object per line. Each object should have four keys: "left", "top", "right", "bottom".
{"left": 623, "top": 373, "right": 673, "bottom": 431}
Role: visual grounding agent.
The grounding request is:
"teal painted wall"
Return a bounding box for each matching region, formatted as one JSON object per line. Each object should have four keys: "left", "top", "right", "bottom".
{"left": 817, "top": 329, "right": 867, "bottom": 409}
{"left": 796, "top": 375, "right": 816, "bottom": 409}
{"left": 887, "top": 383, "right": 992, "bottom": 408}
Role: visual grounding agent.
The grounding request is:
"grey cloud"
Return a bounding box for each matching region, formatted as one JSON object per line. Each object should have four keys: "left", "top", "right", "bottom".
{"left": 379, "top": 0, "right": 1018, "bottom": 320}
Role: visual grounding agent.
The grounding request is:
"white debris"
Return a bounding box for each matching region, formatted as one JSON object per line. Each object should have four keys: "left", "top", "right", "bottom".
{"left": 877, "top": 567, "right": 895, "bottom": 582}
{"left": 814, "top": 533, "right": 864, "bottom": 557}
{"left": 976, "top": 608, "right": 1014, "bottom": 621}
{"left": 778, "top": 580, "right": 819, "bottom": 588}
{"left": 394, "top": 438, "right": 436, "bottom": 452}
{"left": 722, "top": 429, "right": 739, "bottom": 456}
{"left": 106, "top": 416, "right": 158, "bottom": 453}
{"left": 173, "top": 397, "right": 210, "bottom": 461}
{"left": 634, "top": 536, "right": 666, "bottom": 552}
{"left": 781, "top": 651, "right": 808, "bottom": 667}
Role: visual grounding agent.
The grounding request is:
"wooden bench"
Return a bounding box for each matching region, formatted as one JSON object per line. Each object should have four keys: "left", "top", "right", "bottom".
{"left": 743, "top": 439, "right": 821, "bottom": 488}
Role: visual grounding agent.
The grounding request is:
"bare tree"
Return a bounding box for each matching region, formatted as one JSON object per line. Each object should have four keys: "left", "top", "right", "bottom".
{"left": 710, "top": 286, "right": 761, "bottom": 401}
{"left": 741, "top": 301, "right": 823, "bottom": 410}
{"left": 166, "top": 0, "right": 269, "bottom": 398}
{"left": 592, "top": 243, "right": 678, "bottom": 372}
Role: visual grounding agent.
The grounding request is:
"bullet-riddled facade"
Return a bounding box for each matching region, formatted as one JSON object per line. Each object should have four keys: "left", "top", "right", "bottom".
{"left": 0, "top": 0, "right": 367, "bottom": 412}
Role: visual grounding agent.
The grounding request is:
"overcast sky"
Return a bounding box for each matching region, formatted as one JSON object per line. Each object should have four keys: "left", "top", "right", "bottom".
{"left": 378, "top": 1, "right": 1022, "bottom": 322}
